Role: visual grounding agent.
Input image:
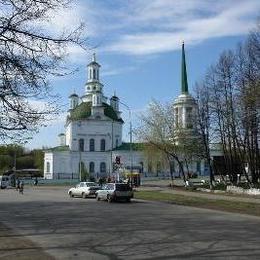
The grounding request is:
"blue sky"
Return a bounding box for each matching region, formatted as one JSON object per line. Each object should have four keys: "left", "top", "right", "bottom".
{"left": 26, "top": 0, "right": 260, "bottom": 149}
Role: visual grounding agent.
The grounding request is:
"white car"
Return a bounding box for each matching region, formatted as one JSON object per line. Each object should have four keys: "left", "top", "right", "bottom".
{"left": 96, "top": 183, "right": 134, "bottom": 202}
{"left": 68, "top": 182, "right": 100, "bottom": 198}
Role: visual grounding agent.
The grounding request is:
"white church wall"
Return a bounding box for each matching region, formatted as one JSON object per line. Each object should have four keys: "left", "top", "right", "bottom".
{"left": 52, "top": 152, "right": 72, "bottom": 179}
{"left": 68, "top": 120, "right": 122, "bottom": 151}
{"left": 81, "top": 151, "right": 111, "bottom": 178}
{"left": 44, "top": 153, "right": 53, "bottom": 179}
{"left": 65, "top": 122, "right": 72, "bottom": 147}
{"left": 113, "top": 122, "right": 123, "bottom": 148}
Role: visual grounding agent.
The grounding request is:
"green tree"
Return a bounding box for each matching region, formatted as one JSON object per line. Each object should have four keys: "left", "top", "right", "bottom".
{"left": 16, "top": 156, "right": 34, "bottom": 169}
{"left": 32, "top": 149, "right": 44, "bottom": 171}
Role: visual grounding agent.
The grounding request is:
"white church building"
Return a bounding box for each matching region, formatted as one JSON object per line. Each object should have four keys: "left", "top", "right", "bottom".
{"left": 44, "top": 45, "right": 221, "bottom": 180}
{"left": 44, "top": 54, "right": 145, "bottom": 180}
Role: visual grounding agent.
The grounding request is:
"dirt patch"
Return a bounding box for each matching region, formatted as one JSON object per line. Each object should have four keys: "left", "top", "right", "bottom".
{"left": 0, "top": 222, "right": 54, "bottom": 260}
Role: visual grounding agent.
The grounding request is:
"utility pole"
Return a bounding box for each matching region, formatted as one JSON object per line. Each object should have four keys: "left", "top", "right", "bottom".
{"left": 119, "top": 101, "right": 133, "bottom": 186}
{"left": 110, "top": 120, "right": 114, "bottom": 177}
{"left": 79, "top": 150, "right": 82, "bottom": 182}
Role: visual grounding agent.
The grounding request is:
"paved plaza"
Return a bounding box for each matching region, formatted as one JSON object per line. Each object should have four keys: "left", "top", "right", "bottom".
{"left": 1, "top": 186, "right": 260, "bottom": 259}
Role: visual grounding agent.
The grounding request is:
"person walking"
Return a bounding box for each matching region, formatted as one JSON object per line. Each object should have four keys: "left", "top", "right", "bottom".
{"left": 19, "top": 180, "right": 24, "bottom": 194}
{"left": 16, "top": 178, "right": 20, "bottom": 191}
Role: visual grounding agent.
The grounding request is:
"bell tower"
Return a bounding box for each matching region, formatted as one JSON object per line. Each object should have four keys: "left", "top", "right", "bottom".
{"left": 173, "top": 42, "right": 197, "bottom": 130}
{"left": 87, "top": 53, "right": 100, "bottom": 83}
{"left": 84, "top": 53, "right": 104, "bottom": 95}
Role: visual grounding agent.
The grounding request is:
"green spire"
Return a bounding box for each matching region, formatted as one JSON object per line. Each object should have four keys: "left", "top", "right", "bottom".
{"left": 181, "top": 41, "right": 189, "bottom": 94}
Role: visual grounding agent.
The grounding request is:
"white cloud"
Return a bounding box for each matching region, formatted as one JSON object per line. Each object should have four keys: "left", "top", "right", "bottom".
{"left": 102, "top": 65, "right": 136, "bottom": 77}
{"left": 79, "top": 0, "right": 260, "bottom": 56}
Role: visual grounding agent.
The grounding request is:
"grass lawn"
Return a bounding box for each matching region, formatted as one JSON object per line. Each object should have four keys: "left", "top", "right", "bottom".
{"left": 134, "top": 190, "right": 260, "bottom": 217}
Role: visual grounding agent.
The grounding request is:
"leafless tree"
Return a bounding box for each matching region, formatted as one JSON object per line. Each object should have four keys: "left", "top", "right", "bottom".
{"left": 136, "top": 100, "right": 188, "bottom": 184}
{"left": 195, "top": 79, "right": 216, "bottom": 188}
{"left": 195, "top": 20, "right": 260, "bottom": 185}
{"left": 0, "top": 0, "right": 85, "bottom": 142}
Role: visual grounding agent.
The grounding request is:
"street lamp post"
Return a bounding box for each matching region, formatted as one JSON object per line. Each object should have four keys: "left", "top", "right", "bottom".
{"left": 119, "top": 101, "right": 133, "bottom": 185}
{"left": 110, "top": 120, "right": 114, "bottom": 177}
{"left": 79, "top": 150, "right": 82, "bottom": 181}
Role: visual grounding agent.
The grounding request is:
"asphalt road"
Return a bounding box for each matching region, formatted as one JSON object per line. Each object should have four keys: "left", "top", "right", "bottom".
{"left": 1, "top": 186, "right": 260, "bottom": 260}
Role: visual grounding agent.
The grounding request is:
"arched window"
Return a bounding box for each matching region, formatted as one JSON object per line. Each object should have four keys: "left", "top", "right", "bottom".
{"left": 46, "top": 162, "right": 50, "bottom": 173}
{"left": 89, "top": 139, "right": 95, "bottom": 151}
{"left": 100, "top": 162, "right": 106, "bottom": 173}
{"left": 186, "top": 107, "right": 193, "bottom": 128}
{"left": 175, "top": 108, "right": 179, "bottom": 127}
{"left": 93, "top": 69, "right": 96, "bottom": 79}
{"left": 73, "top": 99, "right": 77, "bottom": 108}
{"left": 79, "top": 139, "right": 84, "bottom": 151}
{"left": 100, "top": 139, "right": 106, "bottom": 151}
{"left": 89, "top": 162, "right": 95, "bottom": 173}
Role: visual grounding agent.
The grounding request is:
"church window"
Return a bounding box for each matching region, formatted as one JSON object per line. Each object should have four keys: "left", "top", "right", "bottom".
{"left": 175, "top": 108, "right": 179, "bottom": 127}
{"left": 46, "top": 162, "right": 50, "bottom": 173}
{"left": 100, "top": 162, "right": 106, "bottom": 173}
{"left": 90, "top": 139, "right": 95, "bottom": 151}
{"left": 186, "top": 107, "right": 193, "bottom": 128}
{"left": 89, "top": 162, "right": 95, "bottom": 173}
{"left": 100, "top": 139, "right": 106, "bottom": 151}
{"left": 73, "top": 99, "right": 77, "bottom": 108}
{"left": 79, "top": 139, "right": 84, "bottom": 151}
{"left": 97, "top": 70, "right": 99, "bottom": 80}
{"left": 93, "top": 69, "right": 96, "bottom": 79}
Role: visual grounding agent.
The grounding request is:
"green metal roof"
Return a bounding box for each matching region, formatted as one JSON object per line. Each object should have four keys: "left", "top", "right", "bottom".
{"left": 87, "top": 61, "right": 100, "bottom": 67}
{"left": 69, "top": 93, "right": 78, "bottom": 98}
{"left": 114, "top": 142, "right": 144, "bottom": 151}
{"left": 67, "top": 102, "right": 123, "bottom": 122}
{"left": 46, "top": 146, "right": 70, "bottom": 152}
{"left": 181, "top": 42, "right": 189, "bottom": 94}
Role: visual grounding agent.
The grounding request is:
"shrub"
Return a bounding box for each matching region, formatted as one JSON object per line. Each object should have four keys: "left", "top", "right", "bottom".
{"left": 214, "top": 182, "right": 227, "bottom": 191}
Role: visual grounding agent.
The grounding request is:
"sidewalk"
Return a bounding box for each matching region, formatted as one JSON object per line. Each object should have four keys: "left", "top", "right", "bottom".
{"left": 138, "top": 180, "right": 260, "bottom": 204}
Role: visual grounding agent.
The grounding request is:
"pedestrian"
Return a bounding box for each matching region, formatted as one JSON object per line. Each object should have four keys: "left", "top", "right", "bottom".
{"left": 16, "top": 178, "right": 20, "bottom": 191}
{"left": 19, "top": 181, "right": 24, "bottom": 194}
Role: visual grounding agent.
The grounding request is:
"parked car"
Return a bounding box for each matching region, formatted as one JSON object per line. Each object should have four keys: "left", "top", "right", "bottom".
{"left": 68, "top": 182, "right": 100, "bottom": 198}
{"left": 96, "top": 183, "right": 133, "bottom": 202}
{"left": 0, "top": 175, "right": 10, "bottom": 189}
